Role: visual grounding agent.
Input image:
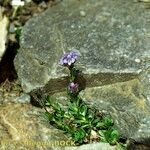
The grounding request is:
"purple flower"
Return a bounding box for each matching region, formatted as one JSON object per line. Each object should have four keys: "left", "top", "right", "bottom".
{"left": 59, "top": 51, "right": 78, "bottom": 66}
{"left": 68, "top": 82, "right": 79, "bottom": 93}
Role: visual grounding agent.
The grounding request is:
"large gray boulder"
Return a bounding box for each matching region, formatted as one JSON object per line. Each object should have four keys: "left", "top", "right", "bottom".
{"left": 14, "top": 0, "right": 150, "bottom": 93}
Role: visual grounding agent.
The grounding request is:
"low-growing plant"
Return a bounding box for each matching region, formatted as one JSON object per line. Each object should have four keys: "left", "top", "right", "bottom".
{"left": 41, "top": 51, "right": 127, "bottom": 149}
{"left": 15, "top": 26, "right": 22, "bottom": 42}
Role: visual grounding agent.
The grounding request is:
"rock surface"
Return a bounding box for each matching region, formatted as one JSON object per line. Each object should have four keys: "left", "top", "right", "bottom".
{"left": 0, "top": 103, "right": 69, "bottom": 150}
{"left": 14, "top": 0, "right": 150, "bottom": 93}
{"left": 0, "top": 103, "right": 115, "bottom": 150}
{"left": 13, "top": 0, "right": 150, "bottom": 149}
{"left": 0, "top": 7, "right": 9, "bottom": 61}
{"left": 65, "top": 143, "right": 116, "bottom": 150}
{"left": 50, "top": 77, "right": 150, "bottom": 141}
{"left": 0, "top": 80, "right": 23, "bottom": 105}
{"left": 80, "top": 79, "right": 150, "bottom": 140}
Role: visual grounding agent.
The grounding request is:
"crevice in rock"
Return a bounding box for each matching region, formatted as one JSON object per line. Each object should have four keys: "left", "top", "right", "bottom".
{"left": 38, "top": 72, "right": 139, "bottom": 95}
{"left": 0, "top": 41, "right": 19, "bottom": 83}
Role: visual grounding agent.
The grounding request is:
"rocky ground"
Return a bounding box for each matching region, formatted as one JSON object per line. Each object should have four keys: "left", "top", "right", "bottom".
{"left": 0, "top": 0, "right": 150, "bottom": 150}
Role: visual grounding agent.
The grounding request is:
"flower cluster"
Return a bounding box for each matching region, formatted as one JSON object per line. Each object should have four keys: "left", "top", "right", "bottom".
{"left": 68, "top": 82, "right": 78, "bottom": 94}
{"left": 59, "top": 51, "right": 78, "bottom": 66}
{"left": 43, "top": 50, "right": 122, "bottom": 147}
{"left": 59, "top": 51, "right": 79, "bottom": 94}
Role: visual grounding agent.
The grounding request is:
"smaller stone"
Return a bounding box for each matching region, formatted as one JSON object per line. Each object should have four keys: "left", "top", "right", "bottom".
{"left": 9, "top": 23, "right": 15, "bottom": 33}
{"left": 135, "top": 58, "right": 141, "bottom": 63}
{"left": 90, "top": 130, "right": 98, "bottom": 140}
{"left": 80, "top": 10, "right": 86, "bottom": 17}
{"left": 15, "top": 93, "right": 31, "bottom": 103}
{"left": 8, "top": 34, "right": 17, "bottom": 42}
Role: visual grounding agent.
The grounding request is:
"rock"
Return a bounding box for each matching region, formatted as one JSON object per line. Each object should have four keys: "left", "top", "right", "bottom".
{"left": 14, "top": 0, "right": 150, "bottom": 93}
{"left": 15, "top": 93, "right": 31, "bottom": 103}
{"left": 0, "top": 103, "right": 116, "bottom": 150}
{"left": 0, "top": 80, "right": 23, "bottom": 105}
{"left": 0, "top": 103, "right": 69, "bottom": 149}
{"left": 0, "top": 7, "right": 9, "bottom": 62}
{"left": 79, "top": 78, "right": 150, "bottom": 140}
{"left": 9, "top": 23, "right": 15, "bottom": 33}
{"left": 50, "top": 76, "right": 150, "bottom": 141}
{"left": 65, "top": 143, "right": 116, "bottom": 150}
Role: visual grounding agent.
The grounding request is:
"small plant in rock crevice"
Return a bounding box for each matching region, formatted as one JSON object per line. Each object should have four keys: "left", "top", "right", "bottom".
{"left": 41, "top": 51, "right": 127, "bottom": 149}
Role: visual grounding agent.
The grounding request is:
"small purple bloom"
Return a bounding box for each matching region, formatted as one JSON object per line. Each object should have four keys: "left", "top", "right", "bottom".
{"left": 68, "top": 82, "right": 78, "bottom": 93}
{"left": 59, "top": 51, "right": 78, "bottom": 66}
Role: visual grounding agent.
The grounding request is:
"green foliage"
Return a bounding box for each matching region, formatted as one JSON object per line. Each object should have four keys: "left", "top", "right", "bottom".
{"left": 70, "top": 67, "right": 79, "bottom": 81}
{"left": 98, "top": 129, "right": 119, "bottom": 145}
{"left": 15, "top": 27, "right": 22, "bottom": 42}
{"left": 42, "top": 94, "right": 124, "bottom": 146}
{"left": 71, "top": 128, "right": 86, "bottom": 143}
{"left": 41, "top": 52, "right": 127, "bottom": 149}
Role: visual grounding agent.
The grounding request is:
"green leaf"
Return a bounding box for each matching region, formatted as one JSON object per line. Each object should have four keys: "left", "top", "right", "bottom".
{"left": 81, "top": 123, "right": 91, "bottom": 129}
{"left": 71, "top": 128, "right": 86, "bottom": 143}
{"left": 99, "top": 128, "right": 119, "bottom": 145}
{"left": 51, "top": 102, "right": 61, "bottom": 112}
{"left": 47, "top": 95, "right": 51, "bottom": 102}
{"left": 55, "top": 113, "right": 62, "bottom": 119}
{"left": 45, "top": 102, "right": 51, "bottom": 106}
{"left": 98, "top": 129, "right": 119, "bottom": 145}
{"left": 75, "top": 114, "right": 86, "bottom": 122}
{"left": 109, "top": 129, "right": 119, "bottom": 145}
{"left": 98, "top": 130, "right": 107, "bottom": 142}
{"left": 87, "top": 110, "right": 94, "bottom": 119}
{"left": 69, "top": 103, "right": 78, "bottom": 114}
{"left": 79, "top": 105, "right": 87, "bottom": 116}
{"left": 74, "top": 119, "right": 89, "bottom": 128}
{"left": 61, "top": 124, "right": 70, "bottom": 132}
{"left": 15, "top": 27, "right": 22, "bottom": 42}
{"left": 96, "top": 122, "right": 105, "bottom": 129}
{"left": 91, "top": 118, "right": 99, "bottom": 127}
{"left": 103, "top": 116, "right": 114, "bottom": 127}
{"left": 45, "top": 95, "right": 52, "bottom": 106}
{"left": 64, "top": 112, "right": 71, "bottom": 119}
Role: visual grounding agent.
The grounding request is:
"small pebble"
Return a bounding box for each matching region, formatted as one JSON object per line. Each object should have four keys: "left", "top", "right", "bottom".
{"left": 135, "top": 58, "right": 141, "bottom": 63}
{"left": 80, "top": 11, "right": 86, "bottom": 17}
{"left": 16, "top": 93, "right": 31, "bottom": 103}
{"left": 9, "top": 23, "right": 15, "bottom": 33}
